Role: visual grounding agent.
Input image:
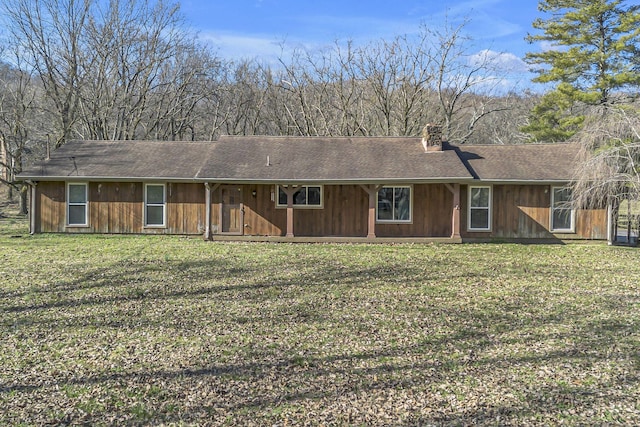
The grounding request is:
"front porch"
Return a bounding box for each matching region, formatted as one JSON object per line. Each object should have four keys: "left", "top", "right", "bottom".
{"left": 203, "top": 182, "right": 462, "bottom": 241}
{"left": 206, "top": 234, "right": 463, "bottom": 244}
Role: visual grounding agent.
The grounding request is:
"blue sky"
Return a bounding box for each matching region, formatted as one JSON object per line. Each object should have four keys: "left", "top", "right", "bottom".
{"left": 181, "top": 0, "right": 542, "bottom": 63}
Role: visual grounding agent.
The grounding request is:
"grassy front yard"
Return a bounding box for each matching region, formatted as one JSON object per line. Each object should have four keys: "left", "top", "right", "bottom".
{"left": 1, "top": 217, "right": 639, "bottom": 425}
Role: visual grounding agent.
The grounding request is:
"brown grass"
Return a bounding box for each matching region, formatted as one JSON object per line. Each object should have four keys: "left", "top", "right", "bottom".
{"left": 0, "top": 212, "right": 639, "bottom": 425}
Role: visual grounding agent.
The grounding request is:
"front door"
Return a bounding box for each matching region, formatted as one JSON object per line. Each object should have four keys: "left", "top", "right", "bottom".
{"left": 221, "top": 186, "right": 243, "bottom": 234}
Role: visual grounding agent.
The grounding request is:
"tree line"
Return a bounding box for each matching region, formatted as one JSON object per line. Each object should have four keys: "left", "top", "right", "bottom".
{"left": 1, "top": 0, "right": 639, "bottom": 217}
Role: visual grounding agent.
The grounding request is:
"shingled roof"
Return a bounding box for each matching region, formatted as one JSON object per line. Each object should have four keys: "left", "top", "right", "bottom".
{"left": 18, "top": 136, "right": 582, "bottom": 183}
{"left": 196, "top": 136, "right": 471, "bottom": 182}
{"left": 19, "top": 140, "right": 213, "bottom": 180}
{"left": 455, "top": 143, "right": 582, "bottom": 182}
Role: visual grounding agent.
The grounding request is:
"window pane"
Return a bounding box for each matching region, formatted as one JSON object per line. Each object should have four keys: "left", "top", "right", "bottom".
{"left": 146, "top": 185, "right": 164, "bottom": 204}
{"left": 307, "top": 186, "right": 321, "bottom": 205}
{"left": 68, "top": 184, "right": 86, "bottom": 203}
{"left": 68, "top": 205, "right": 86, "bottom": 225}
{"left": 146, "top": 206, "right": 164, "bottom": 225}
{"left": 553, "top": 208, "right": 572, "bottom": 230}
{"left": 293, "top": 188, "right": 306, "bottom": 205}
{"left": 470, "top": 187, "right": 489, "bottom": 208}
{"left": 394, "top": 187, "right": 410, "bottom": 221}
{"left": 553, "top": 188, "right": 571, "bottom": 206}
{"left": 377, "top": 188, "right": 393, "bottom": 220}
{"left": 278, "top": 187, "right": 287, "bottom": 205}
{"left": 470, "top": 208, "right": 489, "bottom": 229}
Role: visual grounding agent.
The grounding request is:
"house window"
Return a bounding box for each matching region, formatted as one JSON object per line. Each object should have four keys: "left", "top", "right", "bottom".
{"left": 551, "top": 186, "right": 575, "bottom": 232}
{"left": 67, "top": 182, "right": 88, "bottom": 226}
{"left": 276, "top": 185, "right": 323, "bottom": 208}
{"left": 377, "top": 186, "right": 411, "bottom": 223}
{"left": 468, "top": 186, "right": 491, "bottom": 231}
{"left": 145, "top": 183, "right": 166, "bottom": 227}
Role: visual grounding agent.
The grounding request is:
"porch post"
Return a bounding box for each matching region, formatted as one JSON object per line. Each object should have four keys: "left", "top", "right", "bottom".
{"left": 367, "top": 189, "right": 376, "bottom": 238}
{"left": 286, "top": 198, "right": 294, "bottom": 238}
{"left": 29, "top": 181, "right": 37, "bottom": 235}
{"left": 451, "top": 183, "right": 461, "bottom": 239}
{"left": 360, "top": 184, "right": 382, "bottom": 239}
{"left": 445, "top": 183, "right": 461, "bottom": 239}
{"left": 204, "top": 182, "right": 211, "bottom": 240}
{"left": 282, "top": 185, "right": 298, "bottom": 238}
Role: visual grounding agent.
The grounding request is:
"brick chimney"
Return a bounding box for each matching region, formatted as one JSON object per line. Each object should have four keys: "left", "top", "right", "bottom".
{"left": 422, "top": 124, "right": 442, "bottom": 152}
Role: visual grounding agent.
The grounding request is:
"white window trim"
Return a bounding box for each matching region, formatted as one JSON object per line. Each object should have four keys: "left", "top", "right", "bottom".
{"left": 550, "top": 186, "right": 575, "bottom": 233}
{"left": 376, "top": 185, "right": 413, "bottom": 224}
{"left": 467, "top": 185, "right": 492, "bottom": 232}
{"left": 275, "top": 185, "right": 324, "bottom": 209}
{"left": 144, "top": 183, "right": 166, "bottom": 228}
{"left": 66, "top": 182, "right": 89, "bottom": 227}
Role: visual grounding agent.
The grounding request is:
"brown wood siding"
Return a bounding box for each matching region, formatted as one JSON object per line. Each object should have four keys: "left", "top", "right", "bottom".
{"left": 376, "top": 184, "right": 452, "bottom": 237}
{"left": 36, "top": 181, "right": 204, "bottom": 235}
{"left": 292, "top": 185, "right": 368, "bottom": 237}
{"left": 38, "top": 182, "right": 66, "bottom": 233}
{"left": 242, "top": 185, "right": 285, "bottom": 236}
{"left": 212, "top": 184, "right": 370, "bottom": 237}
{"left": 574, "top": 206, "right": 608, "bottom": 240}
{"left": 90, "top": 183, "right": 142, "bottom": 233}
{"left": 35, "top": 181, "right": 606, "bottom": 240}
{"left": 212, "top": 184, "right": 452, "bottom": 238}
{"left": 166, "top": 183, "right": 205, "bottom": 235}
{"left": 461, "top": 184, "right": 607, "bottom": 240}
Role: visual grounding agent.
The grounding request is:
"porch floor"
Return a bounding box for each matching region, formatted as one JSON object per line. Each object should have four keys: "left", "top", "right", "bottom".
{"left": 209, "top": 235, "right": 463, "bottom": 244}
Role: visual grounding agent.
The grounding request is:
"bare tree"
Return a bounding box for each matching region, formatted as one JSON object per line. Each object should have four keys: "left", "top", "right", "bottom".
{"left": 272, "top": 21, "right": 519, "bottom": 141}
{"left": 2, "top": 0, "right": 223, "bottom": 144}
{"left": 2, "top": 0, "right": 92, "bottom": 147}
{"left": 429, "top": 21, "right": 515, "bottom": 143}
{"left": 351, "top": 33, "right": 437, "bottom": 136}
{"left": 77, "top": 0, "right": 215, "bottom": 141}
{"left": 0, "top": 56, "right": 48, "bottom": 213}
{"left": 468, "top": 91, "right": 537, "bottom": 144}
{"left": 572, "top": 106, "right": 640, "bottom": 210}
{"left": 0, "top": 2, "right": 531, "bottom": 150}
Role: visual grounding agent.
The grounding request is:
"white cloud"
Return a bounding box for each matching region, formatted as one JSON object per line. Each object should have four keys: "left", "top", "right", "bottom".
{"left": 469, "top": 49, "right": 529, "bottom": 73}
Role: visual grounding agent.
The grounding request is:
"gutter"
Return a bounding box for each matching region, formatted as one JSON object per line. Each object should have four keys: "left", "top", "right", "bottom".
{"left": 15, "top": 175, "right": 476, "bottom": 185}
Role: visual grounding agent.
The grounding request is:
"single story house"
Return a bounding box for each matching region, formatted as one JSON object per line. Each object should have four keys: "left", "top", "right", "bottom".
{"left": 18, "top": 128, "right": 610, "bottom": 243}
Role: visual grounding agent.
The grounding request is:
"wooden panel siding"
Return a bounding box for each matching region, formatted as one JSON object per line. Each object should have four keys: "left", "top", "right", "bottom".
{"left": 211, "top": 184, "right": 453, "bottom": 238}
{"left": 376, "top": 184, "right": 453, "bottom": 238}
{"left": 36, "top": 181, "right": 205, "bottom": 235}
{"left": 34, "top": 181, "right": 606, "bottom": 240}
{"left": 293, "top": 185, "right": 368, "bottom": 237}
{"left": 90, "top": 183, "right": 141, "bottom": 234}
{"left": 241, "top": 185, "right": 285, "bottom": 236}
{"left": 461, "top": 184, "right": 608, "bottom": 240}
{"left": 573, "top": 206, "right": 607, "bottom": 240}
{"left": 165, "top": 183, "right": 205, "bottom": 235}
{"left": 38, "top": 181, "right": 66, "bottom": 233}
{"left": 211, "top": 184, "right": 370, "bottom": 237}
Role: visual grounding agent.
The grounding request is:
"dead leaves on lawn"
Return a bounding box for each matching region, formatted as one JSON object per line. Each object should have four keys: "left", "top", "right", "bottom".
{"left": 1, "top": 238, "right": 639, "bottom": 425}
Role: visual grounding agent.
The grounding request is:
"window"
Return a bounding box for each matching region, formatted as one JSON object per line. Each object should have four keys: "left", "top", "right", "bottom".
{"left": 551, "top": 187, "right": 575, "bottom": 232}
{"left": 468, "top": 186, "right": 491, "bottom": 231}
{"left": 276, "top": 185, "right": 322, "bottom": 208}
{"left": 145, "top": 183, "right": 166, "bottom": 227}
{"left": 67, "top": 183, "right": 88, "bottom": 226}
{"left": 377, "top": 186, "right": 411, "bottom": 223}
